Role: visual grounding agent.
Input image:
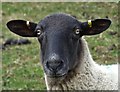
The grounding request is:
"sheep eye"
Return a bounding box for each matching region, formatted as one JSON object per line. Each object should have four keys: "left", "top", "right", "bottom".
{"left": 36, "top": 29, "right": 42, "bottom": 36}
{"left": 75, "top": 29, "right": 80, "bottom": 35}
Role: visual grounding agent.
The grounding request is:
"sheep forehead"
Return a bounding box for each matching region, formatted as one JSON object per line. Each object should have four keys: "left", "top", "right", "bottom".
{"left": 41, "top": 13, "right": 78, "bottom": 28}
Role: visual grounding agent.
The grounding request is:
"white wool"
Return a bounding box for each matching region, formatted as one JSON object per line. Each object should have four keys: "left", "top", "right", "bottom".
{"left": 45, "top": 38, "right": 118, "bottom": 90}
{"left": 44, "top": 73, "right": 50, "bottom": 90}
{"left": 100, "top": 64, "right": 118, "bottom": 82}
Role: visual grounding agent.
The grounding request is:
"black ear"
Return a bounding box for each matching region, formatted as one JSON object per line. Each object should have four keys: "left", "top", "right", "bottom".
{"left": 7, "top": 20, "right": 37, "bottom": 37}
{"left": 81, "top": 19, "right": 111, "bottom": 35}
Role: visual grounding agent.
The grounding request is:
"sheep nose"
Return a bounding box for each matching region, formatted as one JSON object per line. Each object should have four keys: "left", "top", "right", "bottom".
{"left": 46, "top": 59, "right": 63, "bottom": 72}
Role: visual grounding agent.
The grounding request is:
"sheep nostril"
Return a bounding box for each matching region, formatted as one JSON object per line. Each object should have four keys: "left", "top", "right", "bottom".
{"left": 46, "top": 60, "right": 63, "bottom": 72}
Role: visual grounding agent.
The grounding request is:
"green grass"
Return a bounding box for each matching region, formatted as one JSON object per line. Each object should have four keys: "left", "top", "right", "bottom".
{"left": 2, "top": 2, "right": 118, "bottom": 90}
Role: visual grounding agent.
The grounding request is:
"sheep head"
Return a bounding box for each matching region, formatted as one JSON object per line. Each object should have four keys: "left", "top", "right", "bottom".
{"left": 7, "top": 13, "right": 111, "bottom": 84}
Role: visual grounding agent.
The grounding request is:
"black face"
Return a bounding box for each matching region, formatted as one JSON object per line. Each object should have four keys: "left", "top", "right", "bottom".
{"left": 35, "top": 14, "right": 82, "bottom": 77}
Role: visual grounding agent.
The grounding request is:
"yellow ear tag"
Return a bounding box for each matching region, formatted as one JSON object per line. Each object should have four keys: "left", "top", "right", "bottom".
{"left": 26, "top": 21, "right": 30, "bottom": 26}
{"left": 88, "top": 20, "right": 92, "bottom": 28}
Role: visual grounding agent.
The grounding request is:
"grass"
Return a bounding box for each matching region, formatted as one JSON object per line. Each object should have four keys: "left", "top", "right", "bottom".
{"left": 2, "top": 2, "right": 118, "bottom": 90}
{"left": 0, "top": 2, "right": 2, "bottom": 91}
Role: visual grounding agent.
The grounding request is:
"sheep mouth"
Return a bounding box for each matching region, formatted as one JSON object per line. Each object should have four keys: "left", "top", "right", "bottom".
{"left": 47, "top": 73, "right": 67, "bottom": 78}
{"left": 45, "top": 67, "right": 68, "bottom": 78}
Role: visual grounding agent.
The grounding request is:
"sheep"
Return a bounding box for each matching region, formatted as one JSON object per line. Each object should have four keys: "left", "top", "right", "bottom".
{"left": 6, "top": 13, "right": 118, "bottom": 90}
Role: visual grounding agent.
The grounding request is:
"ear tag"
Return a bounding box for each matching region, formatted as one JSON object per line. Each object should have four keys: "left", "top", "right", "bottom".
{"left": 26, "top": 21, "right": 30, "bottom": 27}
{"left": 88, "top": 20, "right": 92, "bottom": 28}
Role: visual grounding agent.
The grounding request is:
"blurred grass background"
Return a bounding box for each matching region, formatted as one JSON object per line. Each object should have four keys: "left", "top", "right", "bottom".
{"left": 2, "top": 2, "right": 118, "bottom": 90}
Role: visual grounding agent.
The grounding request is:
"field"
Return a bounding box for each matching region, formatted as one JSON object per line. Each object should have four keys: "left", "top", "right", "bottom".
{"left": 2, "top": 2, "right": 118, "bottom": 90}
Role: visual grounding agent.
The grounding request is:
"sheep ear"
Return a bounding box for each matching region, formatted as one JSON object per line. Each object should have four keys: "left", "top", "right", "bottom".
{"left": 7, "top": 20, "right": 37, "bottom": 37}
{"left": 81, "top": 19, "right": 111, "bottom": 35}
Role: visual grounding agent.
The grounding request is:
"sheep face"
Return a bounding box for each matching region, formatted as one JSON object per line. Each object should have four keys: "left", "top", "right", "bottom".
{"left": 36, "top": 14, "right": 82, "bottom": 78}
{"left": 7, "top": 13, "right": 111, "bottom": 83}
